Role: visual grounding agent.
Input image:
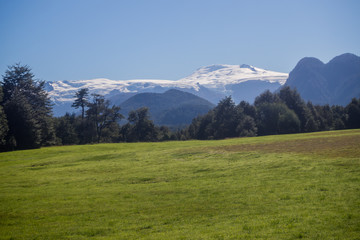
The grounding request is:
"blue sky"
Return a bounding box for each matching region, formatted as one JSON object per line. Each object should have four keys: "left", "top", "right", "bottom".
{"left": 1, "top": 0, "right": 359, "bottom": 81}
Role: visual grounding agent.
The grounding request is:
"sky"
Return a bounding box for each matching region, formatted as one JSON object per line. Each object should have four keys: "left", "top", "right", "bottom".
{"left": 1, "top": 0, "right": 360, "bottom": 82}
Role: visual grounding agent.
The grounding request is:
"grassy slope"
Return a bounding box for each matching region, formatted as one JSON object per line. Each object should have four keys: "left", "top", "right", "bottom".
{"left": 0, "top": 130, "right": 360, "bottom": 239}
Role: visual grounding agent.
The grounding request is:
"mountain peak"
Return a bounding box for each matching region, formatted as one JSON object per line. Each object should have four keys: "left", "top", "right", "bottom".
{"left": 240, "top": 64, "right": 256, "bottom": 71}
{"left": 181, "top": 64, "right": 288, "bottom": 87}
{"left": 200, "top": 64, "right": 227, "bottom": 73}
{"left": 296, "top": 57, "right": 324, "bottom": 68}
{"left": 285, "top": 53, "right": 360, "bottom": 105}
{"left": 327, "top": 53, "right": 360, "bottom": 66}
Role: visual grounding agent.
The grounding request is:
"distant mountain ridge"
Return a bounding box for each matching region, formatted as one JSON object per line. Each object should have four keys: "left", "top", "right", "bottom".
{"left": 284, "top": 53, "right": 360, "bottom": 105}
{"left": 46, "top": 54, "right": 360, "bottom": 117}
{"left": 45, "top": 64, "right": 288, "bottom": 116}
{"left": 118, "top": 89, "right": 215, "bottom": 126}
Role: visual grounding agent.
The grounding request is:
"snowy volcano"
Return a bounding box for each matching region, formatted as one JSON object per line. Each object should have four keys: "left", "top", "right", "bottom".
{"left": 179, "top": 64, "right": 287, "bottom": 90}
{"left": 46, "top": 64, "right": 288, "bottom": 116}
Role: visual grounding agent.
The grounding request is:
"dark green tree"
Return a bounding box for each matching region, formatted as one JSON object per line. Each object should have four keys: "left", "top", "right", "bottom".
{"left": 278, "top": 86, "right": 310, "bottom": 132}
{"left": 305, "top": 102, "right": 320, "bottom": 132}
{"left": 236, "top": 115, "right": 257, "bottom": 137}
{"left": 72, "top": 88, "right": 89, "bottom": 120}
{"left": 186, "top": 97, "right": 258, "bottom": 140}
{"left": 54, "top": 113, "right": 79, "bottom": 145}
{"left": 278, "top": 108, "right": 301, "bottom": 134}
{"left": 254, "top": 90, "right": 280, "bottom": 107}
{"left": 187, "top": 111, "right": 214, "bottom": 140}
{"left": 86, "top": 94, "right": 123, "bottom": 143}
{"left": 3, "top": 90, "right": 41, "bottom": 149}
{"left": 315, "top": 104, "right": 334, "bottom": 131}
{"left": 346, "top": 98, "right": 360, "bottom": 129}
{"left": 331, "top": 105, "right": 346, "bottom": 130}
{"left": 158, "top": 126, "right": 173, "bottom": 141}
{"left": 0, "top": 86, "right": 9, "bottom": 149}
{"left": 1, "top": 64, "right": 55, "bottom": 150}
{"left": 256, "top": 102, "right": 300, "bottom": 135}
{"left": 235, "top": 101, "right": 257, "bottom": 137}
{"left": 238, "top": 100, "right": 256, "bottom": 119}
{"left": 211, "top": 96, "right": 238, "bottom": 139}
{"left": 126, "top": 107, "right": 158, "bottom": 142}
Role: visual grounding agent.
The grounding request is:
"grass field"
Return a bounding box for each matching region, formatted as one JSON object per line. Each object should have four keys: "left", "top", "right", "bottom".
{"left": 1, "top": 129, "right": 360, "bottom": 239}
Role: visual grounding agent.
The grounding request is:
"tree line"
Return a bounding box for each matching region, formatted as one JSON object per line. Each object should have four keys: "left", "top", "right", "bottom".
{"left": 183, "top": 87, "right": 360, "bottom": 140}
{"left": 55, "top": 90, "right": 176, "bottom": 145}
{"left": 1, "top": 64, "right": 360, "bottom": 151}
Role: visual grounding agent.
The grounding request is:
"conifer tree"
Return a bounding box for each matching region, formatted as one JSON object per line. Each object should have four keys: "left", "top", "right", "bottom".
{"left": 72, "top": 88, "right": 89, "bottom": 120}
{"left": 346, "top": 98, "right": 360, "bottom": 129}
{"left": 126, "top": 107, "right": 157, "bottom": 142}
{"left": 0, "top": 86, "right": 9, "bottom": 149}
{"left": 1, "top": 64, "right": 55, "bottom": 150}
{"left": 86, "top": 94, "right": 123, "bottom": 143}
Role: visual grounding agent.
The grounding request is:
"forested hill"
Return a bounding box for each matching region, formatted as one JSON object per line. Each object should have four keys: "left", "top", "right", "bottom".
{"left": 284, "top": 53, "right": 360, "bottom": 105}
{"left": 118, "top": 89, "right": 215, "bottom": 126}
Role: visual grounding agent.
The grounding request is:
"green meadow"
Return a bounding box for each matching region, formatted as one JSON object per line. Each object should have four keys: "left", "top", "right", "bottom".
{"left": 1, "top": 130, "right": 360, "bottom": 239}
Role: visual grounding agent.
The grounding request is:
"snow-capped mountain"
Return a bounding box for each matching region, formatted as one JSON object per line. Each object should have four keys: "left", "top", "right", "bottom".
{"left": 46, "top": 64, "right": 288, "bottom": 116}
{"left": 181, "top": 64, "right": 287, "bottom": 89}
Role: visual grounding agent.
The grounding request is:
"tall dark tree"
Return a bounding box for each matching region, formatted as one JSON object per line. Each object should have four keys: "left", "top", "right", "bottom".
{"left": 305, "top": 102, "right": 320, "bottom": 132}
{"left": 235, "top": 101, "right": 258, "bottom": 137}
{"left": 236, "top": 115, "right": 257, "bottom": 137}
{"left": 126, "top": 107, "right": 158, "bottom": 142}
{"left": 0, "top": 86, "right": 9, "bottom": 149}
{"left": 315, "top": 104, "right": 334, "bottom": 131}
{"left": 186, "top": 97, "right": 257, "bottom": 140}
{"left": 238, "top": 101, "right": 256, "bottom": 119}
{"left": 278, "top": 86, "right": 310, "bottom": 132}
{"left": 158, "top": 126, "right": 174, "bottom": 141}
{"left": 72, "top": 88, "right": 89, "bottom": 120}
{"left": 3, "top": 91, "right": 41, "bottom": 149}
{"left": 211, "top": 96, "right": 238, "bottom": 139}
{"left": 256, "top": 102, "right": 300, "bottom": 135}
{"left": 1, "top": 64, "right": 55, "bottom": 150}
{"left": 54, "top": 113, "right": 79, "bottom": 145}
{"left": 86, "top": 94, "right": 123, "bottom": 143}
{"left": 277, "top": 108, "right": 301, "bottom": 134}
{"left": 331, "top": 105, "right": 346, "bottom": 130}
{"left": 346, "top": 98, "right": 360, "bottom": 129}
{"left": 254, "top": 90, "right": 280, "bottom": 107}
{"left": 187, "top": 111, "right": 214, "bottom": 140}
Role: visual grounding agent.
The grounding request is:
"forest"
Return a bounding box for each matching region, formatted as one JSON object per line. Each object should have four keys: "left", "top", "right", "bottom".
{"left": 1, "top": 64, "right": 360, "bottom": 151}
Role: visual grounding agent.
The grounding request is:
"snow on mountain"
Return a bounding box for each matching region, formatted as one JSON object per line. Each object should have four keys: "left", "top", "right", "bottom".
{"left": 46, "top": 78, "right": 189, "bottom": 102}
{"left": 46, "top": 64, "right": 288, "bottom": 116}
{"left": 180, "top": 64, "right": 288, "bottom": 91}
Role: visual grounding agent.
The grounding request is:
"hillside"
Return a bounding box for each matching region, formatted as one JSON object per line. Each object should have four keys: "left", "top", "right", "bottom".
{"left": 1, "top": 130, "right": 359, "bottom": 239}
{"left": 118, "top": 89, "right": 215, "bottom": 126}
{"left": 284, "top": 53, "right": 360, "bottom": 105}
